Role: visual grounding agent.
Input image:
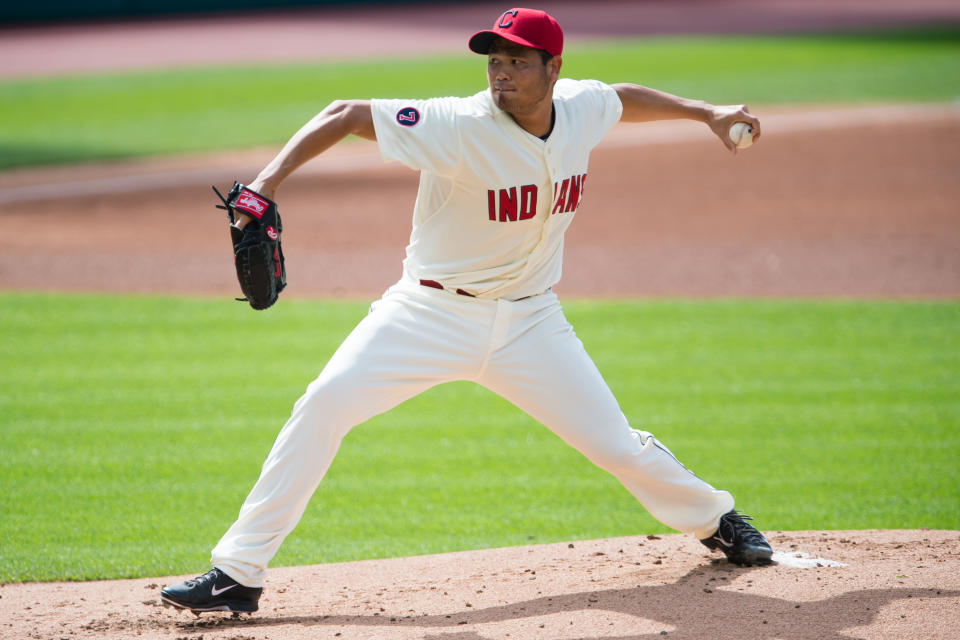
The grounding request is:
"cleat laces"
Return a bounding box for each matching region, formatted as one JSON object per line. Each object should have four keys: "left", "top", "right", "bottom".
{"left": 184, "top": 568, "right": 220, "bottom": 589}
{"left": 717, "top": 511, "right": 767, "bottom": 547}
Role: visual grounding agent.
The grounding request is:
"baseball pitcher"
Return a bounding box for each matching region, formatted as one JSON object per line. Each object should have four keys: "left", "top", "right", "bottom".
{"left": 162, "top": 7, "right": 771, "bottom": 615}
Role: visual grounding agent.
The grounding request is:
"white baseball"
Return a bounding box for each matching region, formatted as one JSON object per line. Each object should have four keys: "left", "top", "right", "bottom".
{"left": 729, "top": 122, "right": 754, "bottom": 150}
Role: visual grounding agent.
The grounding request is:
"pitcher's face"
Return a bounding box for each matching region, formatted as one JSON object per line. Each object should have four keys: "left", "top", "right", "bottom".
{"left": 486, "top": 40, "right": 559, "bottom": 117}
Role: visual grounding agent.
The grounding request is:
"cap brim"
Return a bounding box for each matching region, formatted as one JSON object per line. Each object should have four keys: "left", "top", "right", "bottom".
{"left": 468, "top": 30, "right": 544, "bottom": 55}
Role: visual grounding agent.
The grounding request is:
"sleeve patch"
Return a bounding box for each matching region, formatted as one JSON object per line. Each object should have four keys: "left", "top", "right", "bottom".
{"left": 395, "top": 106, "right": 421, "bottom": 127}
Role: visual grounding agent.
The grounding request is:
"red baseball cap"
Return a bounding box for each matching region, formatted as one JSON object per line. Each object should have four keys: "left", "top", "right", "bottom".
{"left": 469, "top": 8, "right": 564, "bottom": 57}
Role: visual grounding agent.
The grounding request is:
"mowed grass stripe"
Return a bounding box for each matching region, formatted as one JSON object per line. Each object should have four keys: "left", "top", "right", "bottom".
{"left": 1, "top": 28, "right": 958, "bottom": 168}
{"left": 1, "top": 293, "right": 957, "bottom": 581}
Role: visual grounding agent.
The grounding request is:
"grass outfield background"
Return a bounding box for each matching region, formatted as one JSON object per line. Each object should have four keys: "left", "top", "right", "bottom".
{"left": 0, "top": 28, "right": 959, "bottom": 169}
{"left": 1, "top": 294, "right": 958, "bottom": 582}
{"left": 2, "top": 27, "right": 959, "bottom": 583}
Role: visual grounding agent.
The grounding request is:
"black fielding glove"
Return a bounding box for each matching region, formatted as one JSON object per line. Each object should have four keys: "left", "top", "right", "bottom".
{"left": 213, "top": 182, "right": 287, "bottom": 310}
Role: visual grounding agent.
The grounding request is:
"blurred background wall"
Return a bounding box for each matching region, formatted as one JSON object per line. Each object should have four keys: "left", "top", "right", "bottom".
{"left": 2, "top": 0, "right": 434, "bottom": 23}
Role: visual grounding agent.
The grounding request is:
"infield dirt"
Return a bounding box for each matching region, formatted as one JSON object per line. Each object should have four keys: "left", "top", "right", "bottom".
{"left": 2, "top": 104, "right": 959, "bottom": 298}
{"left": 2, "top": 530, "right": 959, "bottom": 639}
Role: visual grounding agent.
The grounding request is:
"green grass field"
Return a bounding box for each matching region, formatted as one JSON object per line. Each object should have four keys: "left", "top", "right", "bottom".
{"left": 2, "top": 26, "right": 959, "bottom": 584}
{"left": 1, "top": 28, "right": 958, "bottom": 168}
{"left": 2, "top": 294, "right": 958, "bottom": 582}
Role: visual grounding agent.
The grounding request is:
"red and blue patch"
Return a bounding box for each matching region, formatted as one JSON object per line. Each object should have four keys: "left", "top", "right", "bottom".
{"left": 395, "top": 106, "right": 421, "bottom": 127}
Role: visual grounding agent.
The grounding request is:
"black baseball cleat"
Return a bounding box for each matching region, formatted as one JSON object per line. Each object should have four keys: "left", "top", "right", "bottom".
{"left": 160, "top": 568, "right": 262, "bottom": 614}
{"left": 700, "top": 510, "right": 774, "bottom": 566}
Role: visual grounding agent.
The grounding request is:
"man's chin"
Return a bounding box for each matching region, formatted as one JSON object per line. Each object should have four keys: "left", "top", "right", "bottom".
{"left": 491, "top": 90, "right": 515, "bottom": 110}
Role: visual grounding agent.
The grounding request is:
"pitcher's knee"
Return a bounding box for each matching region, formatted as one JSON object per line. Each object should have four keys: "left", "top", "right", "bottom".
{"left": 580, "top": 429, "right": 659, "bottom": 474}
{"left": 291, "top": 375, "right": 364, "bottom": 431}
{"left": 580, "top": 442, "right": 643, "bottom": 474}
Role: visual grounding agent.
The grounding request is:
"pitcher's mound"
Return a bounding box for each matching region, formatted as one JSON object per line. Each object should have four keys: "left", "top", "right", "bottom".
{"left": 2, "top": 529, "right": 958, "bottom": 639}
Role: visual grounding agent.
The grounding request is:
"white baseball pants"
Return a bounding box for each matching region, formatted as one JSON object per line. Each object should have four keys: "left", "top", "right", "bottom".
{"left": 211, "top": 280, "right": 734, "bottom": 587}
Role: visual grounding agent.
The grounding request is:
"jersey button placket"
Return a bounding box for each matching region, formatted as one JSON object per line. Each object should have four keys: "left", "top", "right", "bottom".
{"left": 544, "top": 146, "right": 558, "bottom": 185}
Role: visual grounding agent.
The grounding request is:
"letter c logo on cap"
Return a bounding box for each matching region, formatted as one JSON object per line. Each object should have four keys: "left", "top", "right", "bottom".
{"left": 498, "top": 10, "right": 518, "bottom": 28}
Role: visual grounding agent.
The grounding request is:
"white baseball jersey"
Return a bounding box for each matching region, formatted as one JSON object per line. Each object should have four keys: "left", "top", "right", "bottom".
{"left": 371, "top": 78, "right": 623, "bottom": 300}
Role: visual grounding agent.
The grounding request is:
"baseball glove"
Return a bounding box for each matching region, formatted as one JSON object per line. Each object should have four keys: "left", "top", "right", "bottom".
{"left": 213, "top": 182, "right": 287, "bottom": 310}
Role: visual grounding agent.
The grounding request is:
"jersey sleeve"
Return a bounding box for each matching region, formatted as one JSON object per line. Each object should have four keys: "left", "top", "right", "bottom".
{"left": 371, "top": 97, "right": 462, "bottom": 175}
{"left": 589, "top": 80, "right": 624, "bottom": 137}
{"left": 557, "top": 79, "right": 624, "bottom": 150}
